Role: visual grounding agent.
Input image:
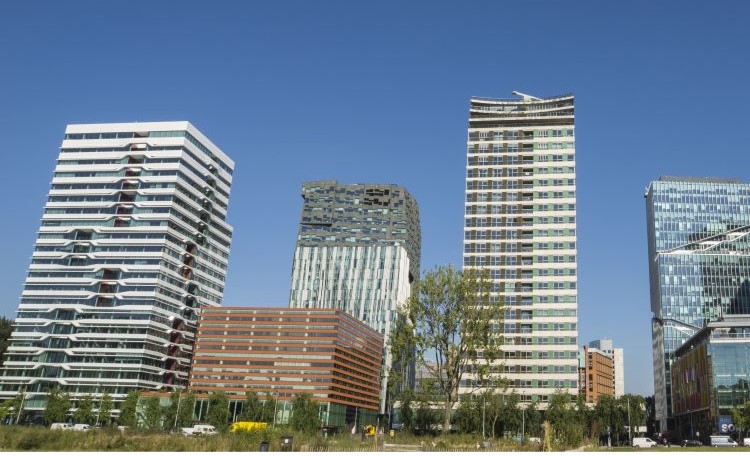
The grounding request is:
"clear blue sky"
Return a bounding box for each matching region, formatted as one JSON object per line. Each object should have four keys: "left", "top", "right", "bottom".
{"left": 1, "top": 1, "right": 749, "bottom": 396}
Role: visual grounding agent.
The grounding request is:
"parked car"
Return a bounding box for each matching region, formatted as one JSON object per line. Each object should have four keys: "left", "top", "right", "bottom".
{"left": 49, "top": 423, "right": 71, "bottom": 431}
{"left": 681, "top": 439, "right": 701, "bottom": 447}
{"left": 632, "top": 437, "right": 658, "bottom": 448}
{"left": 72, "top": 424, "right": 90, "bottom": 432}
{"left": 181, "top": 424, "right": 218, "bottom": 436}
{"left": 710, "top": 435, "right": 738, "bottom": 447}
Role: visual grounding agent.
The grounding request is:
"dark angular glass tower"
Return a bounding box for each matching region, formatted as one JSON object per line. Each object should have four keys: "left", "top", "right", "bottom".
{"left": 289, "top": 180, "right": 421, "bottom": 411}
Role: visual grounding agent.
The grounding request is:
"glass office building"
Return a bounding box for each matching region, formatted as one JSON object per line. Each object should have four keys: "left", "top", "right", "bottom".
{"left": 462, "top": 92, "right": 579, "bottom": 404}
{"left": 671, "top": 315, "right": 750, "bottom": 440}
{"left": 288, "top": 180, "right": 421, "bottom": 411}
{"left": 0, "top": 122, "right": 234, "bottom": 420}
{"left": 645, "top": 177, "right": 750, "bottom": 432}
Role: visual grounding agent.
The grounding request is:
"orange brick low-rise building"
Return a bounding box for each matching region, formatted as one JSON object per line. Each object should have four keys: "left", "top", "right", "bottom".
{"left": 188, "top": 307, "right": 383, "bottom": 428}
{"left": 578, "top": 345, "right": 614, "bottom": 403}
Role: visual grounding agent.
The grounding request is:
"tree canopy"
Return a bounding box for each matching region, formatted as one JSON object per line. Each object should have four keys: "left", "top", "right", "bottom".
{"left": 289, "top": 393, "right": 320, "bottom": 434}
{"left": 44, "top": 388, "right": 71, "bottom": 425}
{"left": 389, "top": 265, "right": 503, "bottom": 433}
{"left": 206, "top": 391, "right": 229, "bottom": 430}
{"left": 98, "top": 393, "right": 113, "bottom": 427}
{"left": 73, "top": 395, "right": 94, "bottom": 424}
{"left": 118, "top": 390, "right": 140, "bottom": 427}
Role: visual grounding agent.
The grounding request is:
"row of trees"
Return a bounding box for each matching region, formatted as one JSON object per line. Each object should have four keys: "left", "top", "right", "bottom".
{"left": 387, "top": 265, "right": 646, "bottom": 448}
{"left": 20, "top": 388, "right": 322, "bottom": 434}
{"left": 0, "top": 388, "right": 116, "bottom": 426}
{"left": 396, "top": 388, "right": 645, "bottom": 447}
{"left": 126, "top": 390, "right": 321, "bottom": 433}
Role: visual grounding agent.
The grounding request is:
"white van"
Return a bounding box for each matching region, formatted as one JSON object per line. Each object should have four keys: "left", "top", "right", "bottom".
{"left": 72, "top": 424, "right": 90, "bottom": 432}
{"left": 50, "top": 423, "right": 71, "bottom": 430}
{"left": 710, "top": 435, "right": 738, "bottom": 447}
{"left": 632, "top": 437, "right": 657, "bottom": 448}
{"left": 182, "top": 424, "right": 217, "bottom": 436}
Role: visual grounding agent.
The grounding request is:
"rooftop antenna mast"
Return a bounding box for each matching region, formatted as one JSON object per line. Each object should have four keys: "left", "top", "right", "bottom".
{"left": 512, "top": 90, "right": 542, "bottom": 101}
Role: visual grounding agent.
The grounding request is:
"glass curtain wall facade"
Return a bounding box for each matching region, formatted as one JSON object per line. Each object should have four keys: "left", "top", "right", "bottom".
{"left": 288, "top": 180, "right": 421, "bottom": 412}
{"left": 645, "top": 177, "right": 750, "bottom": 432}
{"left": 462, "top": 92, "right": 579, "bottom": 404}
{"left": 0, "top": 122, "right": 234, "bottom": 418}
{"left": 671, "top": 316, "right": 750, "bottom": 440}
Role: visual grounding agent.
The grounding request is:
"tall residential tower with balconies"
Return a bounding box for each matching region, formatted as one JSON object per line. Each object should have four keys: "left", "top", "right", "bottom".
{"left": 462, "top": 92, "right": 579, "bottom": 405}
{"left": 0, "top": 122, "right": 234, "bottom": 420}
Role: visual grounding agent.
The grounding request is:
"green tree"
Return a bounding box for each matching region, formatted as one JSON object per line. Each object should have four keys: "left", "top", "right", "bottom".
{"left": 289, "top": 393, "right": 321, "bottom": 434}
{"left": 44, "top": 388, "right": 71, "bottom": 425}
{"left": 1, "top": 391, "right": 25, "bottom": 425}
{"left": 501, "top": 392, "right": 522, "bottom": 436}
{"left": 143, "top": 396, "right": 163, "bottom": 430}
{"left": 162, "top": 391, "right": 181, "bottom": 431}
{"left": 389, "top": 266, "right": 503, "bottom": 434}
{"left": 176, "top": 391, "right": 196, "bottom": 429}
{"left": 483, "top": 391, "right": 505, "bottom": 438}
{"left": 260, "top": 393, "right": 277, "bottom": 424}
{"left": 415, "top": 402, "right": 439, "bottom": 433}
{"left": 546, "top": 392, "right": 585, "bottom": 449}
{"left": 575, "top": 394, "right": 593, "bottom": 439}
{"left": 386, "top": 313, "right": 416, "bottom": 426}
{"left": 206, "top": 391, "right": 229, "bottom": 430}
{"left": 733, "top": 401, "right": 750, "bottom": 441}
{"left": 0, "top": 400, "right": 12, "bottom": 424}
{"left": 239, "top": 391, "right": 263, "bottom": 422}
{"left": 73, "top": 395, "right": 94, "bottom": 424}
{"left": 454, "top": 395, "right": 481, "bottom": 434}
{"left": 595, "top": 394, "right": 623, "bottom": 445}
{"left": 524, "top": 400, "right": 542, "bottom": 437}
{"left": 620, "top": 394, "right": 646, "bottom": 441}
{"left": 399, "top": 389, "right": 415, "bottom": 432}
{"left": 118, "top": 390, "right": 139, "bottom": 427}
{"left": 98, "top": 393, "right": 113, "bottom": 427}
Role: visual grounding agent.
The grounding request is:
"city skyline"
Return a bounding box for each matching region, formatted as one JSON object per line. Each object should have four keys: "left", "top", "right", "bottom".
{"left": 2, "top": 1, "right": 750, "bottom": 398}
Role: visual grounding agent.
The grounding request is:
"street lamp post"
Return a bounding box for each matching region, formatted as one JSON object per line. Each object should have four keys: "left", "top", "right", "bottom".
{"left": 95, "top": 394, "right": 102, "bottom": 427}
{"left": 15, "top": 388, "right": 26, "bottom": 425}
{"left": 627, "top": 397, "right": 632, "bottom": 445}
{"left": 173, "top": 390, "right": 183, "bottom": 431}
{"left": 272, "top": 392, "right": 279, "bottom": 427}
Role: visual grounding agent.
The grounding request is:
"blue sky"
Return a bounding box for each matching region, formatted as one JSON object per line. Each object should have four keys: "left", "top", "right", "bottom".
{"left": 1, "top": 1, "right": 749, "bottom": 396}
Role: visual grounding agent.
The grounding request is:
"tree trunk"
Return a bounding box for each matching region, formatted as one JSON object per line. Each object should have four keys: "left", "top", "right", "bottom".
{"left": 443, "top": 398, "right": 452, "bottom": 435}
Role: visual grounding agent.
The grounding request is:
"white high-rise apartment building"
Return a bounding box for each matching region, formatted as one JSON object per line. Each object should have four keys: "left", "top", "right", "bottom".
{"left": 0, "top": 122, "right": 233, "bottom": 419}
{"left": 589, "top": 338, "right": 625, "bottom": 398}
{"left": 462, "top": 92, "right": 579, "bottom": 405}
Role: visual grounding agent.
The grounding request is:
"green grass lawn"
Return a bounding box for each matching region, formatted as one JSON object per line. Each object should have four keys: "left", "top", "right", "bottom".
{"left": 0, "top": 426, "right": 541, "bottom": 452}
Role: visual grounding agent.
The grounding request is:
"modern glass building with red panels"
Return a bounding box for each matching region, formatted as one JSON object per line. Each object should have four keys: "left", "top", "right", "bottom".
{"left": 189, "top": 307, "right": 383, "bottom": 428}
